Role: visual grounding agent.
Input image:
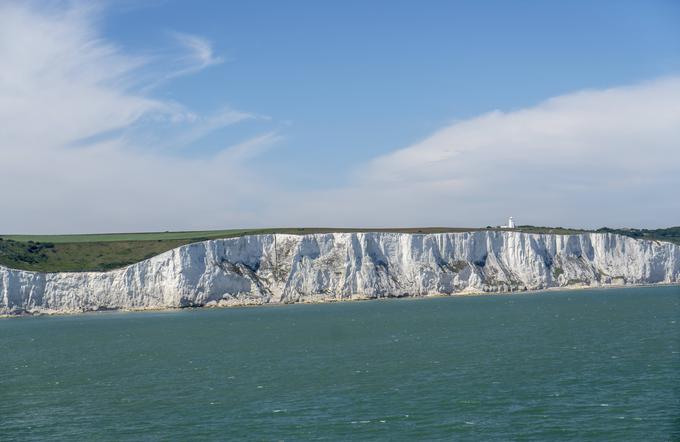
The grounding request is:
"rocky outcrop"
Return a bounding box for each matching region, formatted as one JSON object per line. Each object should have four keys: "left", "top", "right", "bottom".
{"left": 1, "top": 231, "right": 679, "bottom": 315}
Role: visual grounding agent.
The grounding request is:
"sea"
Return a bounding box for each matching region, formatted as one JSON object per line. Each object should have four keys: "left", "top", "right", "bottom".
{"left": 1, "top": 286, "right": 678, "bottom": 441}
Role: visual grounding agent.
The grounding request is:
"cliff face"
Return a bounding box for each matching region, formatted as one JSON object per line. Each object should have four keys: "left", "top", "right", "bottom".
{"left": 1, "top": 231, "right": 679, "bottom": 315}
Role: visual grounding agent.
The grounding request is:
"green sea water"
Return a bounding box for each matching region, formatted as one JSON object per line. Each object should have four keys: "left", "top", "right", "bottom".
{"left": 1, "top": 286, "right": 679, "bottom": 441}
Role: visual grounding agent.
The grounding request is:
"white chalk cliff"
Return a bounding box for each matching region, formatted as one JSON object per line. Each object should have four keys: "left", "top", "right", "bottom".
{"left": 1, "top": 231, "right": 679, "bottom": 315}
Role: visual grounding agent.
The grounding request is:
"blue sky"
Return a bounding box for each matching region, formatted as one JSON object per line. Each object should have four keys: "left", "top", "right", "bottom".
{"left": 101, "top": 0, "right": 680, "bottom": 185}
{"left": 1, "top": 0, "right": 679, "bottom": 232}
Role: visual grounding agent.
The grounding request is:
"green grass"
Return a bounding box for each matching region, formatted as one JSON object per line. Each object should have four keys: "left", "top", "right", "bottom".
{"left": 0, "top": 227, "right": 493, "bottom": 244}
{"left": 594, "top": 226, "right": 680, "bottom": 245}
{"left": 0, "top": 229, "right": 266, "bottom": 243}
{"left": 0, "top": 238, "right": 191, "bottom": 273}
{"left": 1, "top": 226, "right": 678, "bottom": 273}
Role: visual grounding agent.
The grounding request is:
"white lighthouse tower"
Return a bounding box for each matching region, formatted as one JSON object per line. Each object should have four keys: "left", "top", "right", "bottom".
{"left": 501, "top": 216, "right": 515, "bottom": 229}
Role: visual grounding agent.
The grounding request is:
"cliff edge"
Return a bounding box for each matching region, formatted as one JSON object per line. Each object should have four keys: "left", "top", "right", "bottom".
{"left": 2, "top": 231, "right": 679, "bottom": 315}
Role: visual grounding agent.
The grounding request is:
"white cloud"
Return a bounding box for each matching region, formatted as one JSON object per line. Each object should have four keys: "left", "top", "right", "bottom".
{"left": 141, "top": 31, "right": 226, "bottom": 85}
{"left": 0, "top": 2, "right": 163, "bottom": 152}
{"left": 0, "top": 2, "right": 279, "bottom": 233}
{"left": 172, "top": 32, "right": 224, "bottom": 69}
{"left": 267, "top": 77, "right": 680, "bottom": 229}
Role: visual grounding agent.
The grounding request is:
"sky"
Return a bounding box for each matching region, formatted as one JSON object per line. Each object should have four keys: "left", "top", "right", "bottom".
{"left": 1, "top": 0, "right": 679, "bottom": 233}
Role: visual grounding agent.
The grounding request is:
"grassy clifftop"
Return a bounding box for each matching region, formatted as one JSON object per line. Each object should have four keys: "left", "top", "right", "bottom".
{"left": 0, "top": 228, "right": 476, "bottom": 272}
{"left": 1, "top": 226, "right": 678, "bottom": 273}
{"left": 594, "top": 226, "right": 680, "bottom": 244}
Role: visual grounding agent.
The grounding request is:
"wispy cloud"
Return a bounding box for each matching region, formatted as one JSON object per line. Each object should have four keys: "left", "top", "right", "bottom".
{"left": 0, "top": 2, "right": 280, "bottom": 233}
{"left": 152, "top": 31, "right": 226, "bottom": 83}
{"left": 146, "top": 106, "right": 261, "bottom": 152}
{"left": 218, "top": 132, "right": 282, "bottom": 162}
{"left": 138, "top": 31, "right": 225, "bottom": 90}
{"left": 173, "top": 31, "right": 224, "bottom": 68}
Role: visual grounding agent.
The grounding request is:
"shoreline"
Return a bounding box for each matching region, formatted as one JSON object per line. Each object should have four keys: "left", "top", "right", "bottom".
{"left": 3, "top": 281, "right": 678, "bottom": 319}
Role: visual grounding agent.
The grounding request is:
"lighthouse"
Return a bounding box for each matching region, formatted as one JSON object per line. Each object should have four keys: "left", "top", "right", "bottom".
{"left": 501, "top": 217, "right": 515, "bottom": 229}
